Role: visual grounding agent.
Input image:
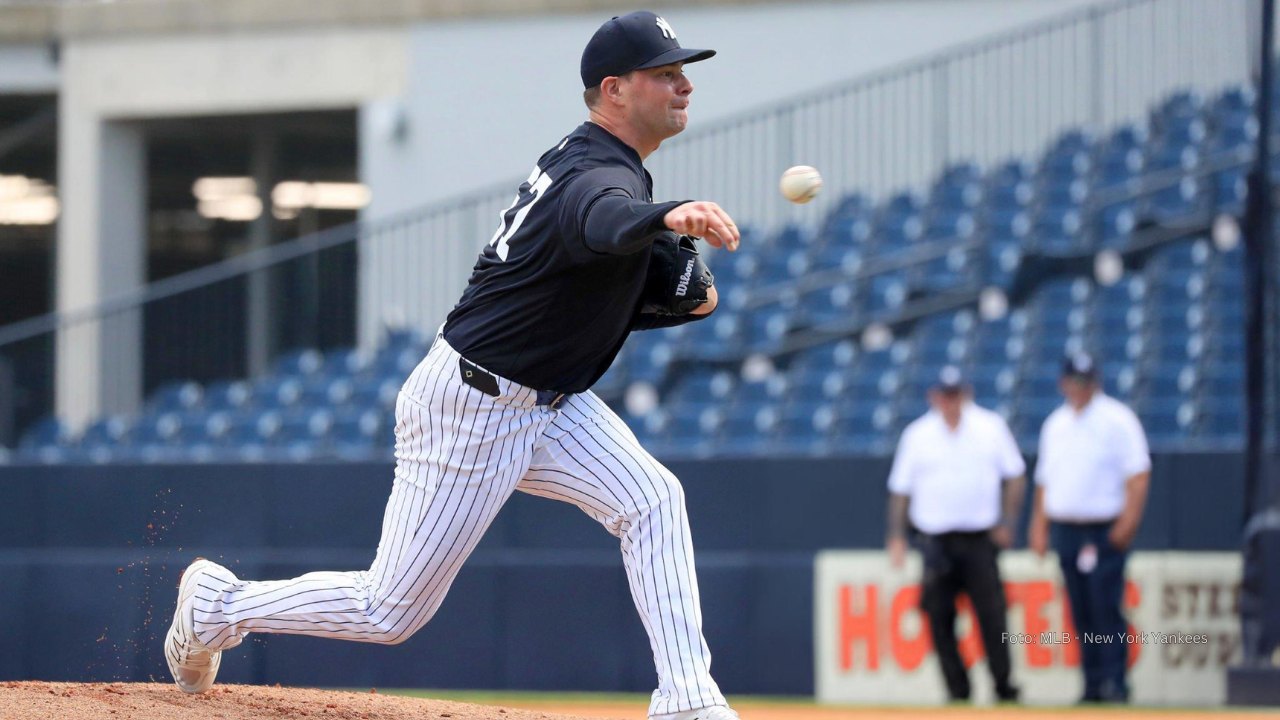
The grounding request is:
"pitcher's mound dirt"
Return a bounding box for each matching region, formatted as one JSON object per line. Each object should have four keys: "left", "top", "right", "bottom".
{"left": 0, "top": 682, "right": 616, "bottom": 720}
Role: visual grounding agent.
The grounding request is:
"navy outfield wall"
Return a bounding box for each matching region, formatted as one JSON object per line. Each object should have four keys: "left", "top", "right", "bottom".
{"left": 0, "top": 453, "right": 1245, "bottom": 694}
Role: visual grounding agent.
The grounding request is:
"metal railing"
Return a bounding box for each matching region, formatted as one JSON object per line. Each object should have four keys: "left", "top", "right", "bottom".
{"left": 0, "top": 0, "right": 1258, "bottom": 445}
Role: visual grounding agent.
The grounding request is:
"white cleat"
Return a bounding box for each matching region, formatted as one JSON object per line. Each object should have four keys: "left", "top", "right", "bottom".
{"left": 164, "top": 558, "right": 225, "bottom": 693}
{"left": 651, "top": 706, "right": 741, "bottom": 720}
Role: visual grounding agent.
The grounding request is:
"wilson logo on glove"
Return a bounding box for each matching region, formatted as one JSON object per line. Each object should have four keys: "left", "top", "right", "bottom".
{"left": 676, "top": 259, "right": 696, "bottom": 297}
{"left": 640, "top": 233, "right": 715, "bottom": 316}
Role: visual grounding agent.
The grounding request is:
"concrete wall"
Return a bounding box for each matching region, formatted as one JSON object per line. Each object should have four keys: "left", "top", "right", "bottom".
{"left": 53, "top": 26, "right": 408, "bottom": 428}
{"left": 0, "top": 43, "right": 57, "bottom": 92}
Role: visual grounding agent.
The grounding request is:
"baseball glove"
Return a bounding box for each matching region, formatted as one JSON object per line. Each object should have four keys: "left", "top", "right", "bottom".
{"left": 640, "top": 233, "right": 715, "bottom": 316}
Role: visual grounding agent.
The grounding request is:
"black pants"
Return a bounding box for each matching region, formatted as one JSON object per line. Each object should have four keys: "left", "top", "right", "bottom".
{"left": 918, "top": 530, "right": 1015, "bottom": 700}
{"left": 1051, "top": 520, "right": 1130, "bottom": 702}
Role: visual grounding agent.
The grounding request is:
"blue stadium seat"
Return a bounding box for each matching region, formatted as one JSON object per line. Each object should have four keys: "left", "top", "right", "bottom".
{"left": 985, "top": 160, "right": 1035, "bottom": 210}
{"left": 774, "top": 400, "right": 834, "bottom": 455}
{"left": 769, "top": 224, "right": 811, "bottom": 251}
{"left": 1041, "top": 129, "right": 1093, "bottom": 180}
{"left": 147, "top": 381, "right": 203, "bottom": 414}
{"left": 593, "top": 360, "right": 628, "bottom": 399}
{"left": 276, "top": 409, "right": 332, "bottom": 443}
{"left": 1196, "top": 396, "right": 1242, "bottom": 440}
{"left": 717, "top": 402, "right": 778, "bottom": 455}
{"left": 743, "top": 301, "right": 794, "bottom": 353}
{"left": 329, "top": 408, "right": 390, "bottom": 459}
{"left": 1145, "top": 140, "right": 1199, "bottom": 176}
{"left": 733, "top": 375, "right": 788, "bottom": 407}
{"left": 811, "top": 236, "right": 867, "bottom": 276}
{"left": 924, "top": 210, "right": 977, "bottom": 241}
{"left": 1030, "top": 206, "right": 1084, "bottom": 253}
{"left": 369, "top": 346, "right": 421, "bottom": 380}
{"left": 78, "top": 415, "right": 132, "bottom": 449}
{"left": 349, "top": 376, "right": 400, "bottom": 412}
{"left": 798, "top": 282, "right": 858, "bottom": 328}
{"left": 253, "top": 376, "right": 305, "bottom": 410}
{"left": 322, "top": 347, "right": 371, "bottom": 376}
{"left": 969, "top": 363, "right": 1015, "bottom": 404}
{"left": 1153, "top": 90, "right": 1205, "bottom": 124}
{"left": 719, "top": 250, "right": 761, "bottom": 287}
{"left": 873, "top": 192, "right": 925, "bottom": 251}
{"left": 1213, "top": 166, "right": 1247, "bottom": 215}
{"left": 273, "top": 348, "right": 324, "bottom": 377}
{"left": 1096, "top": 200, "right": 1137, "bottom": 246}
{"left": 788, "top": 365, "right": 846, "bottom": 403}
{"left": 298, "top": 375, "right": 352, "bottom": 407}
{"left": 822, "top": 218, "right": 873, "bottom": 252}
{"left": 202, "top": 379, "right": 254, "bottom": 413}
{"left": 671, "top": 369, "right": 736, "bottom": 405}
{"left": 1212, "top": 86, "right": 1255, "bottom": 117}
{"left": 684, "top": 310, "right": 745, "bottom": 361}
{"left": 863, "top": 272, "right": 909, "bottom": 314}
{"left": 823, "top": 192, "right": 874, "bottom": 230}
{"left": 829, "top": 402, "right": 896, "bottom": 453}
{"left": 1037, "top": 177, "right": 1088, "bottom": 210}
{"left": 912, "top": 246, "right": 972, "bottom": 291}
{"left": 19, "top": 416, "right": 71, "bottom": 453}
{"left": 1137, "top": 398, "right": 1192, "bottom": 447}
{"left": 1147, "top": 177, "right": 1202, "bottom": 224}
{"left": 624, "top": 332, "right": 678, "bottom": 382}
{"left": 790, "top": 339, "right": 859, "bottom": 372}
{"left": 662, "top": 401, "right": 721, "bottom": 456}
{"left": 929, "top": 162, "right": 984, "bottom": 211}
{"left": 755, "top": 245, "right": 810, "bottom": 283}
{"left": 1095, "top": 124, "right": 1147, "bottom": 188}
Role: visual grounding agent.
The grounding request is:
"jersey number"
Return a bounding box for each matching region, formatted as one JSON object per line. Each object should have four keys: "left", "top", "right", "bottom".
{"left": 489, "top": 165, "right": 553, "bottom": 261}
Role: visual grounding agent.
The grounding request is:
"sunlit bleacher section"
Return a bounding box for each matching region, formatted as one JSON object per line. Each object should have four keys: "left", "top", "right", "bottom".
{"left": 10, "top": 76, "right": 1258, "bottom": 463}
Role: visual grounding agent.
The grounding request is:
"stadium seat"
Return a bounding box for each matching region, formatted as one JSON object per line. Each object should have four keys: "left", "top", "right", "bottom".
{"left": 273, "top": 348, "right": 325, "bottom": 377}
{"left": 146, "top": 381, "right": 203, "bottom": 413}
{"left": 15, "top": 85, "right": 1266, "bottom": 464}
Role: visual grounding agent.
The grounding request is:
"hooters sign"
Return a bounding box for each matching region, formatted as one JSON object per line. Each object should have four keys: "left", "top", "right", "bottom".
{"left": 815, "top": 551, "right": 1240, "bottom": 705}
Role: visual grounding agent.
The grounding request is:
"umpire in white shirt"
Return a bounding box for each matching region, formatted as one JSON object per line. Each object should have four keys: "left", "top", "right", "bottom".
{"left": 1029, "top": 352, "right": 1151, "bottom": 704}
{"left": 886, "top": 366, "right": 1025, "bottom": 703}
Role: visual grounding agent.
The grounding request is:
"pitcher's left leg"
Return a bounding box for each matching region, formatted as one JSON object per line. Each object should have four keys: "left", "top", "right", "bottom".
{"left": 518, "top": 392, "right": 728, "bottom": 718}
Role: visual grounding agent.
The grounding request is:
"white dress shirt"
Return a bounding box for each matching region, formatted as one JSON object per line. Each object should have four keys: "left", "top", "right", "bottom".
{"left": 1035, "top": 393, "right": 1151, "bottom": 522}
{"left": 887, "top": 403, "right": 1027, "bottom": 534}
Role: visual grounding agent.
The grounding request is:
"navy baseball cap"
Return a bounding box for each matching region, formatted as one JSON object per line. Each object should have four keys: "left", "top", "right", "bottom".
{"left": 1061, "top": 352, "right": 1099, "bottom": 381}
{"left": 934, "top": 365, "right": 968, "bottom": 394}
{"left": 581, "top": 11, "right": 716, "bottom": 89}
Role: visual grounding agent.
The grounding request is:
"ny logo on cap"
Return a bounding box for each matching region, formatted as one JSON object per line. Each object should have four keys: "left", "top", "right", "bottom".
{"left": 656, "top": 16, "right": 676, "bottom": 39}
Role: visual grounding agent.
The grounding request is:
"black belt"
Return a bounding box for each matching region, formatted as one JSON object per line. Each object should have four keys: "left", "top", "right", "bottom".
{"left": 1052, "top": 519, "right": 1116, "bottom": 529}
{"left": 932, "top": 529, "right": 991, "bottom": 539}
{"left": 458, "top": 357, "right": 569, "bottom": 409}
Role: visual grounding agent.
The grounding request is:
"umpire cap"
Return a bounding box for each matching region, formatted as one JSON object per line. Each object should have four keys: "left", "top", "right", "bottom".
{"left": 1061, "top": 351, "right": 1099, "bottom": 382}
{"left": 581, "top": 11, "right": 716, "bottom": 89}
{"left": 933, "top": 365, "right": 968, "bottom": 394}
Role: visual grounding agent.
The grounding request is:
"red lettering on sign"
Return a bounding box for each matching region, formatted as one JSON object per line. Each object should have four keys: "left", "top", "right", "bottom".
{"left": 839, "top": 584, "right": 879, "bottom": 671}
{"left": 1125, "top": 580, "right": 1141, "bottom": 667}
{"left": 1061, "top": 588, "right": 1079, "bottom": 667}
{"left": 889, "top": 585, "right": 930, "bottom": 671}
{"left": 1008, "top": 580, "right": 1055, "bottom": 667}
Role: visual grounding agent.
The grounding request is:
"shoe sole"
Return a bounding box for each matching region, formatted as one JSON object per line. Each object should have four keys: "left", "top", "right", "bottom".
{"left": 165, "top": 558, "right": 221, "bottom": 694}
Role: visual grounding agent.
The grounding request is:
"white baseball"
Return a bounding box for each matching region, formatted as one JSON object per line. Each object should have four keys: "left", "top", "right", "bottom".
{"left": 779, "top": 165, "right": 823, "bottom": 204}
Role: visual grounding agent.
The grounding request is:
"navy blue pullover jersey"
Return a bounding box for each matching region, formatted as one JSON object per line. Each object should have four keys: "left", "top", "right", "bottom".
{"left": 443, "top": 122, "right": 688, "bottom": 394}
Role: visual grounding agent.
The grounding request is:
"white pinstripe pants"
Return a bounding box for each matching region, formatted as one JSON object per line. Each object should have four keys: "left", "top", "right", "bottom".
{"left": 190, "top": 337, "right": 726, "bottom": 716}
